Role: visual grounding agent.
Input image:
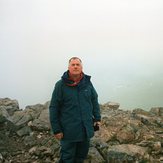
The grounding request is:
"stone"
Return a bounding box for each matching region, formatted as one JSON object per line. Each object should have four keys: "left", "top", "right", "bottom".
{"left": 150, "top": 107, "right": 163, "bottom": 116}
{"left": 107, "top": 144, "right": 149, "bottom": 162}
{"left": 0, "top": 98, "right": 19, "bottom": 116}
{"left": 116, "top": 125, "right": 135, "bottom": 143}
{"left": 103, "top": 102, "right": 120, "bottom": 110}
{"left": 16, "top": 126, "right": 32, "bottom": 136}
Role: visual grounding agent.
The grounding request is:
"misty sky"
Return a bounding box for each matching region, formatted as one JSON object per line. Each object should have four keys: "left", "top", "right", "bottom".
{"left": 0, "top": 0, "right": 163, "bottom": 110}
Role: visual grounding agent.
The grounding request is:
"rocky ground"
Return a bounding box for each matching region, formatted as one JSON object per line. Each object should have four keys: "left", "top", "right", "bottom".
{"left": 0, "top": 98, "right": 163, "bottom": 163}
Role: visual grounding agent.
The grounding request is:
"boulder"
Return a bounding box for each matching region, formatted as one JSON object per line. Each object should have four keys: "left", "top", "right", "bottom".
{"left": 0, "top": 98, "right": 19, "bottom": 116}
{"left": 150, "top": 107, "right": 163, "bottom": 117}
{"left": 107, "top": 144, "right": 149, "bottom": 162}
{"left": 103, "top": 102, "right": 120, "bottom": 110}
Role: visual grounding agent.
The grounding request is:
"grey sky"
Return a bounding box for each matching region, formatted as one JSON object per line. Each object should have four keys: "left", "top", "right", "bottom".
{"left": 0, "top": 0, "right": 163, "bottom": 110}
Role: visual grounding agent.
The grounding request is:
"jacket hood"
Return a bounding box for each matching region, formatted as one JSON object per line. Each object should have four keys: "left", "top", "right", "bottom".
{"left": 61, "top": 70, "right": 91, "bottom": 86}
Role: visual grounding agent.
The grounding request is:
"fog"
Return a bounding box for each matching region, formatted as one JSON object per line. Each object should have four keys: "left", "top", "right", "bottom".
{"left": 0, "top": 0, "right": 163, "bottom": 110}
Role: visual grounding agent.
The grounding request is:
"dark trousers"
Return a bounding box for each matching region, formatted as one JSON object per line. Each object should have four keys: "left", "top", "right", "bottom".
{"left": 59, "top": 140, "right": 90, "bottom": 163}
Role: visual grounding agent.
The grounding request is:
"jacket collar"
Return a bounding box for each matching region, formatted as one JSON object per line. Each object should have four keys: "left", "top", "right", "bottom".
{"left": 61, "top": 70, "right": 91, "bottom": 87}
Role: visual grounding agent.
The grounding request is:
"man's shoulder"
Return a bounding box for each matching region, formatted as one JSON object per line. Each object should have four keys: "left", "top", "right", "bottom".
{"left": 55, "top": 79, "right": 63, "bottom": 86}
{"left": 84, "top": 74, "right": 92, "bottom": 84}
{"left": 84, "top": 74, "right": 91, "bottom": 79}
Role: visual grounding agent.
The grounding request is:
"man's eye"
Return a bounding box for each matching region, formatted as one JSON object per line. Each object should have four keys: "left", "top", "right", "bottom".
{"left": 71, "top": 64, "right": 80, "bottom": 66}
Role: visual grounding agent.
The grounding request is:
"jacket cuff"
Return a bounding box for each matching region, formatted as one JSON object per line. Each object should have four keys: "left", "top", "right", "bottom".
{"left": 93, "top": 118, "right": 101, "bottom": 122}
{"left": 53, "top": 130, "right": 62, "bottom": 134}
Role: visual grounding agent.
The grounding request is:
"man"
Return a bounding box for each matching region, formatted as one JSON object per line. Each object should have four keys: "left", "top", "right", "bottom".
{"left": 49, "top": 57, "right": 101, "bottom": 163}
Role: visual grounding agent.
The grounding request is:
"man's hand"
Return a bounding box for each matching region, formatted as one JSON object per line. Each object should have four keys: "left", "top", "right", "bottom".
{"left": 54, "top": 133, "right": 63, "bottom": 140}
{"left": 93, "top": 121, "right": 101, "bottom": 131}
{"left": 94, "top": 121, "right": 101, "bottom": 126}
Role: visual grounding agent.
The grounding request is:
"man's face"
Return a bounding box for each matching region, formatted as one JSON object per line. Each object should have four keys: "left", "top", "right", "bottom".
{"left": 68, "top": 59, "right": 83, "bottom": 76}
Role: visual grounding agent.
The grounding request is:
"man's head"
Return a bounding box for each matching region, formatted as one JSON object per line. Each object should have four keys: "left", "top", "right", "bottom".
{"left": 68, "top": 57, "right": 83, "bottom": 76}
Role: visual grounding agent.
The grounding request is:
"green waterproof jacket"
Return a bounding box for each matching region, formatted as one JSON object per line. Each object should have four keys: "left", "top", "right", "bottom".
{"left": 49, "top": 71, "right": 101, "bottom": 141}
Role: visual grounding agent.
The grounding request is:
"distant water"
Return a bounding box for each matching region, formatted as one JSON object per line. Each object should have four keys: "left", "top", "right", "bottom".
{"left": 98, "top": 74, "right": 163, "bottom": 111}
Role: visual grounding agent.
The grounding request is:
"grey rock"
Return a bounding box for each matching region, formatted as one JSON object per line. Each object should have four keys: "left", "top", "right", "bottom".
{"left": 10, "top": 111, "right": 33, "bottom": 128}
{"left": 16, "top": 126, "right": 32, "bottom": 136}
{"left": 25, "top": 104, "right": 46, "bottom": 119}
{"left": 107, "top": 144, "right": 149, "bottom": 162}
{"left": 103, "top": 102, "right": 120, "bottom": 110}
{"left": 86, "top": 147, "right": 105, "bottom": 163}
{"left": 29, "top": 118, "right": 50, "bottom": 131}
{"left": 150, "top": 107, "right": 163, "bottom": 116}
{"left": 0, "top": 98, "right": 19, "bottom": 116}
{"left": 0, "top": 107, "right": 9, "bottom": 123}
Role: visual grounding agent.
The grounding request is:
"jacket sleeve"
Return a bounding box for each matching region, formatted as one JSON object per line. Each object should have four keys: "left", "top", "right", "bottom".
{"left": 49, "top": 80, "right": 63, "bottom": 134}
{"left": 90, "top": 83, "right": 101, "bottom": 122}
